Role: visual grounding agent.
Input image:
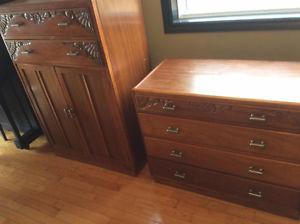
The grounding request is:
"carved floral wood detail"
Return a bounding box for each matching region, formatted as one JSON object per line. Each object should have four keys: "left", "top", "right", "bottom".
{"left": 189, "top": 101, "right": 233, "bottom": 113}
{"left": 5, "top": 40, "right": 32, "bottom": 61}
{"left": 0, "top": 8, "right": 94, "bottom": 35}
{"left": 0, "top": 14, "right": 13, "bottom": 35}
{"left": 135, "top": 95, "right": 232, "bottom": 113}
{"left": 135, "top": 96, "right": 165, "bottom": 110}
{"left": 23, "top": 11, "right": 56, "bottom": 24}
{"left": 70, "top": 42, "right": 102, "bottom": 64}
{"left": 64, "top": 9, "right": 94, "bottom": 33}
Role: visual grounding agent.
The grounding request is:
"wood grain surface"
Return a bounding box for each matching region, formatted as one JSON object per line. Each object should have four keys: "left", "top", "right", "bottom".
{"left": 134, "top": 59, "right": 300, "bottom": 107}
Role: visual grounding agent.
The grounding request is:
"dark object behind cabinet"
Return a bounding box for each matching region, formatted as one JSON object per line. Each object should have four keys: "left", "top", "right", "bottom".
{"left": 0, "top": 0, "right": 150, "bottom": 175}
{"left": 0, "top": 36, "right": 41, "bottom": 148}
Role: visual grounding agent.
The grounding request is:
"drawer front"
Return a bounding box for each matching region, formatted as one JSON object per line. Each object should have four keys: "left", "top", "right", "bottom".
{"left": 5, "top": 40, "right": 103, "bottom": 66}
{"left": 145, "top": 137, "right": 300, "bottom": 189}
{"left": 149, "top": 157, "right": 300, "bottom": 218}
{"left": 139, "top": 113, "right": 300, "bottom": 163}
{"left": 0, "top": 8, "right": 95, "bottom": 38}
{"left": 135, "top": 95, "right": 300, "bottom": 133}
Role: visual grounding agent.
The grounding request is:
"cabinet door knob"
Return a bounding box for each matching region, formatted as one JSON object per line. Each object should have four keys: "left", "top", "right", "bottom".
{"left": 249, "top": 113, "right": 266, "bottom": 122}
{"left": 170, "top": 150, "right": 183, "bottom": 158}
{"left": 248, "top": 166, "right": 264, "bottom": 175}
{"left": 248, "top": 189, "right": 263, "bottom": 199}
{"left": 249, "top": 140, "right": 265, "bottom": 150}
{"left": 68, "top": 107, "right": 76, "bottom": 119}
{"left": 63, "top": 107, "right": 69, "bottom": 117}
{"left": 166, "top": 127, "right": 180, "bottom": 134}
{"left": 174, "top": 171, "right": 186, "bottom": 180}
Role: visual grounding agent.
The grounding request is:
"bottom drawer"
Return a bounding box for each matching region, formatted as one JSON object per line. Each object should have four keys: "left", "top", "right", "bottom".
{"left": 149, "top": 157, "right": 300, "bottom": 219}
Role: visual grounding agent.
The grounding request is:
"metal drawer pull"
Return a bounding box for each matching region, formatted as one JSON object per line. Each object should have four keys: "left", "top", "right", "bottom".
{"left": 163, "top": 102, "right": 176, "bottom": 112}
{"left": 68, "top": 107, "right": 76, "bottom": 119}
{"left": 248, "top": 189, "right": 263, "bottom": 199}
{"left": 174, "top": 171, "right": 186, "bottom": 179}
{"left": 57, "top": 22, "right": 70, "bottom": 27}
{"left": 66, "top": 51, "right": 80, "bottom": 56}
{"left": 166, "top": 127, "right": 180, "bottom": 134}
{"left": 10, "top": 23, "right": 23, "bottom": 27}
{"left": 249, "top": 140, "right": 265, "bottom": 149}
{"left": 248, "top": 166, "right": 264, "bottom": 175}
{"left": 20, "top": 50, "right": 33, "bottom": 55}
{"left": 249, "top": 113, "right": 267, "bottom": 122}
{"left": 170, "top": 150, "right": 183, "bottom": 158}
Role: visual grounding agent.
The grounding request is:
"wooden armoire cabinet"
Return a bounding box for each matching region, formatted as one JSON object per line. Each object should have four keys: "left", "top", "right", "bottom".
{"left": 0, "top": 0, "right": 150, "bottom": 174}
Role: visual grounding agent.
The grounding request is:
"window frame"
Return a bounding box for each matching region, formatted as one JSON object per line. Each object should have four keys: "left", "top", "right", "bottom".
{"left": 161, "top": 0, "right": 300, "bottom": 33}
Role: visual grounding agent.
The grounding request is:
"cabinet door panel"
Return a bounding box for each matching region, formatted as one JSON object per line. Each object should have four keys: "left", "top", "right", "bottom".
{"left": 16, "top": 64, "right": 86, "bottom": 156}
{"left": 17, "top": 64, "right": 67, "bottom": 146}
{"left": 55, "top": 67, "right": 111, "bottom": 159}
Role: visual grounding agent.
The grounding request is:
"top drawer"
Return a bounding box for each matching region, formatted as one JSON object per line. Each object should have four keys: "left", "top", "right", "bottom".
{"left": 0, "top": 8, "right": 96, "bottom": 39}
{"left": 135, "top": 95, "right": 300, "bottom": 134}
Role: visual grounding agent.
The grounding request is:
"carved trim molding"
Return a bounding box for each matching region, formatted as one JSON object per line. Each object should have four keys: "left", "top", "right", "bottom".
{"left": 189, "top": 101, "right": 233, "bottom": 113}
{"left": 5, "top": 40, "right": 32, "bottom": 60}
{"left": 136, "top": 96, "right": 164, "bottom": 110}
{"left": 71, "top": 42, "right": 102, "bottom": 64}
{"left": 0, "top": 8, "right": 94, "bottom": 35}
{"left": 135, "top": 95, "right": 234, "bottom": 113}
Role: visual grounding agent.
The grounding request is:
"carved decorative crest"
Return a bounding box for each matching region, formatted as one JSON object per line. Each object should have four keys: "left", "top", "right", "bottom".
{"left": 0, "top": 8, "right": 94, "bottom": 35}
{"left": 23, "top": 11, "right": 56, "bottom": 24}
{"left": 64, "top": 9, "right": 94, "bottom": 33}
{"left": 5, "top": 40, "right": 32, "bottom": 60}
{"left": 71, "top": 42, "right": 102, "bottom": 63}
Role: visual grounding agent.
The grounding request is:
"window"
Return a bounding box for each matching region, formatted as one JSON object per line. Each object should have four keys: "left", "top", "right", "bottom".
{"left": 161, "top": 0, "right": 300, "bottom": 33}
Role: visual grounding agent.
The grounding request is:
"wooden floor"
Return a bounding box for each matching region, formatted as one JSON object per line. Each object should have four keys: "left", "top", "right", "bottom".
{"left": 0, "top": 134, "right": 299, "bottom": 224}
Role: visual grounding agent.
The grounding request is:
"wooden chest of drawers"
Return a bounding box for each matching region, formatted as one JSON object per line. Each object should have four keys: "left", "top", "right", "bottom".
{"left": 133, "top": 59, "right": 300, "bottom": 218}
{"left": 0, "top": 0, "right": 150, "bottom": 175}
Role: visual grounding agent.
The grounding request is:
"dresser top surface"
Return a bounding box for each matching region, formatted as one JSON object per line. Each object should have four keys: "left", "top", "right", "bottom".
{"left": 135, "top": 59, "right": 300, "bottom": 106}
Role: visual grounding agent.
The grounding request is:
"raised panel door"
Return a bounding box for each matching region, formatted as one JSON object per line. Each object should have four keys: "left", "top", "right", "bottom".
{"left": 16, "top": 63, "right": 88, "bottom": 157}
{"left": 55, "top": 66, "right": 112, "bottom": 159}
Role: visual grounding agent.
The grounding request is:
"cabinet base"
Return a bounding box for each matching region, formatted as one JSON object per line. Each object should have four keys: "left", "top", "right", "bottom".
{"left": 54, "top": 149, "right": 146, "bottom": 176}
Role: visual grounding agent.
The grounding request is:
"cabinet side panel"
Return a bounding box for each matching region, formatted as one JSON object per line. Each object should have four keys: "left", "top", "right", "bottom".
{"left": 91, "top": 0, "right": 150, "bottom": 169}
